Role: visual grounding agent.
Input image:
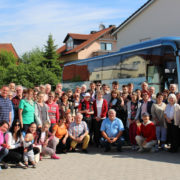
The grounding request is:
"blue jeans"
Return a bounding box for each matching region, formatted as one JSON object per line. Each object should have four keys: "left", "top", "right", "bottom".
{"left": 0, "top": 148, "right": 9, "bottom": 162}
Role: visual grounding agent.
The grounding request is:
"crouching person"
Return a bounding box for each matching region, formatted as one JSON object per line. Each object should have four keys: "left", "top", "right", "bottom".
{"left": 100, "top": 109, "right": 124, "bottom": 152}
{"left": 69, "top": 113, "right": 90, "bottom": 153}
{"left": 135, "top": 112, "right": 156, "bottom": 152}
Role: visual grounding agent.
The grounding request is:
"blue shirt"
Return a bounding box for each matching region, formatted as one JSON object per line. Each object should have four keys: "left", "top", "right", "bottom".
{"left": 100, "top": 117, "right": 124, "bottom": 138}
{"left": 0, "top": 95, "right": 12, "bottom": 123}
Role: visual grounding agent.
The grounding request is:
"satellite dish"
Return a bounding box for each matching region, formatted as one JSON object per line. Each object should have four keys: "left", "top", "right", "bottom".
{"left": 99, "top": 24, "right": 105, "bottom": 30}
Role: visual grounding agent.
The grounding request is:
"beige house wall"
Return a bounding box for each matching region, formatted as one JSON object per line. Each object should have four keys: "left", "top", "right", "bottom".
{"left": 78, "top": 41, "right": 100, "bottom": 59}
{"left": 116, "top": 0, "right": 180, "bottom": 50}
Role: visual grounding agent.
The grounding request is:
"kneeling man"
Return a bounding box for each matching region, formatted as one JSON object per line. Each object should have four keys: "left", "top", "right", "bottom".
{"left": 100, "top": 109, "right": 124, "bottom": 152}
{"left": 69, "top": 113, "right": 90, "bottom": 153}
{"left": 135, "top": 112, "right": 156, "bottom": 152}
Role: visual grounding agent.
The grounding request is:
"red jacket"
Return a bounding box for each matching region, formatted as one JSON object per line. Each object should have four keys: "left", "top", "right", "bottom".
{"left": 78, "top": 100, "right": 94, "bottom": 118}
{"left": 93, "top": 99, "right": 108, "bottom": 119}
{"left": 137, "top": 121, "right": 156, "bottom": 142}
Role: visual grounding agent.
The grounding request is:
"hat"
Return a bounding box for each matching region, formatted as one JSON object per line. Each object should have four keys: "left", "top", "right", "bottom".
{"left": 84, "top": 92, "right": 90, "bottom": 97}
{"left": 142, "top": 112, "right": 149, "bottom": 117}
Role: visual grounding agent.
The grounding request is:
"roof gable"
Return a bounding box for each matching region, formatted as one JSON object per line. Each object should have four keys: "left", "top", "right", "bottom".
{"left": 112, "top": 0, "right": 154, "bottom": 35}
{"left": 0, "top": 43, "right": 18, "bottom": 58}
{"left": 57, "top": 26, "right": 115, "bottom": 55}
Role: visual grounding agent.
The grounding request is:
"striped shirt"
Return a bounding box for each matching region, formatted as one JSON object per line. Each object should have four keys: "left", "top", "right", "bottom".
{"left": 0, "top": 95, "right": 12, "bottom": 123}
{"left": 69, "top": 121, "right": 88, "bottom": 138}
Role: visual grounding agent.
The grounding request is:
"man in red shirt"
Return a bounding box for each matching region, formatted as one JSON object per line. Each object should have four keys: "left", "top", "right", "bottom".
{"left": 135, "top": 112, "right": 156, "bottom": 152}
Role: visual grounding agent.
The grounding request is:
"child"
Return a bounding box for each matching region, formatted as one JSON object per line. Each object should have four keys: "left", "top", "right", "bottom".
{"left": 40, "top": 122, "right": 60, "bottom": 160}
{"left": 23, "top": 133, "right": 36, "bottom": 168}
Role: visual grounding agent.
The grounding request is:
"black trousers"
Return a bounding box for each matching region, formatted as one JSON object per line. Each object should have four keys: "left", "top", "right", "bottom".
{"left": 93, "top": 119, "right": 103, "bottom": 145}
{"left": 56, "top": 137, "right": 70, "bottom": 153}
{"left": 4, "top": 147, "right": 24, "bottom": 163}
{"left": 171, "top": 124, "right": 180, "bottom": 152}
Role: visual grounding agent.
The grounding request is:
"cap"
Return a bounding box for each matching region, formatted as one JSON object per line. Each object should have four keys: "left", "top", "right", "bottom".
{"left": 84, "top": 92, "right": 90, "bottom": 97}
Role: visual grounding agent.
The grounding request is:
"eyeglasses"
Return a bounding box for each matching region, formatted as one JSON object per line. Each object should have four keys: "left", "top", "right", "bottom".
{"left": 15, "top": 124, "right": 20, "bottom": 127}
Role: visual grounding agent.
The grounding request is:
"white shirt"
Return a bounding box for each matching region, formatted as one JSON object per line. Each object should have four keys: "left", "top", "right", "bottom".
{"left": 96, "top": 99, "right": 103, "bottom": 118}
{"left": 165, "top": 104, "right": 175, "bottom": 120}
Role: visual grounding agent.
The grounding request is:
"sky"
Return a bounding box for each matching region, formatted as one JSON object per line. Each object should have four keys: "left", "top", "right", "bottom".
{"left": 0, "top": 0, "right": 148, "bottom": 56}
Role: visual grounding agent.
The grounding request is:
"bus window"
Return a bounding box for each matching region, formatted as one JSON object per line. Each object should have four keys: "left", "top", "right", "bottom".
{"left": 102, "top": 55, "right": 121, "bottom": 80}
{"left": 163, "top": 46, "right": 177, "bottom": 88}
{"left": 120, "top": 50, "right": 148, "bottom": 78}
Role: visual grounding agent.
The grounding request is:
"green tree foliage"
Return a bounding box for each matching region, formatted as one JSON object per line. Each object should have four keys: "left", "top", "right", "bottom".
{"left": 0, "top": 34, "right": 62, "bottom": 88}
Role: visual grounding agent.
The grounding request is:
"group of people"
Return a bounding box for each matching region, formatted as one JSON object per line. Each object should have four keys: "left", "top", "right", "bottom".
{"left": 0, "top": 81, "right": 180, "bottom": 171}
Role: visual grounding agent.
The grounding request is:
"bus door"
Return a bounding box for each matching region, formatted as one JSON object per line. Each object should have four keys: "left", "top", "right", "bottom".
{"left": 163, "top": 61, "right": 178, "bottom": 89}
{"left": 147, "top": 65, "right": 163, "bottom": 93}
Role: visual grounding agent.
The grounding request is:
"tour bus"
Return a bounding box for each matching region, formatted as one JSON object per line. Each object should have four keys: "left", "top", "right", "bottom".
{"left": 62, "top": 37, "right": 180, "bottom": 92}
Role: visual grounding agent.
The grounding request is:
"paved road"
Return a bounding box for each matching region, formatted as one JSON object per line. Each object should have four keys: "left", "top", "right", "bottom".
{"left": 1, "top": 147, "right": 180, "bottom": 180}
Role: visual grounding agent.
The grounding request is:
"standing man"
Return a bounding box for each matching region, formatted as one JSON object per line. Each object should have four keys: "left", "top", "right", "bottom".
{"left": 12, "top": 85, "right": 23, "bottom": 121}
{"left": 69, "top": 113, "right": 90, "bottom": 153}
{"left": 78, "top": 93, "right": 94, "bottom": 132}
{"left": 100, "top": 109, "right": 124, "bottom": 152}
{"left": 0, "top": 86, "right": 12, "bottom": 125}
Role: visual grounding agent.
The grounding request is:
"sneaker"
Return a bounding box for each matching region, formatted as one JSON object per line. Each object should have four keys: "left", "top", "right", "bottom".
{"left": 71, "top": 148, "right": 77, "bottom": 153}
{"left": 17, "top": 162, "right": 26, "bottom": 168}
{"left": 2, "top": 163, "right": 9, "bottom": 169}
{"left": 51, "top": 154, "right": 60, "bottom": 159}
{"left": 32, "top": 164, "right": 36, "bottom": 168}
{"left": 23, "top": 164, "right": 28, "bottom": 169}
{"left": 138, "top": 147, "right": 145, "bottom": 152}
{"left": 82, "top": 149, "right": 88, "bottom": 153}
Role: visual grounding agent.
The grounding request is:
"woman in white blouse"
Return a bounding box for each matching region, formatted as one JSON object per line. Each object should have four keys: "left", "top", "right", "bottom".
{"left": 4, "top": 120, "right": 25, "bottom": 167}
{"left": 164, "top": 94, "right": 180, "bottom": 152}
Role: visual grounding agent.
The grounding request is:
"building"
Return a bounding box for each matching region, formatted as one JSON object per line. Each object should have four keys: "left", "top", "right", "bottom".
{"left": 0, "top": 43, "right": 18, "bottom": 58}
{"left": 57, "top": 25, "right": 116, "bottom": 64}
{"left": 113, "top": 0, "right": 180, "bottom": 50}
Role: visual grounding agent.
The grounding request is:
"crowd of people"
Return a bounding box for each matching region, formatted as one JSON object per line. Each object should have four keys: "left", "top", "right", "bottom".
{"left": 0, "top": 81, "right": 180, "bottom": 171}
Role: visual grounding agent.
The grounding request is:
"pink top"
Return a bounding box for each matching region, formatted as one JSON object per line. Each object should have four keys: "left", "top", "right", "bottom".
{"left": 0, "top": 131, "right": 4, "bottom": 150}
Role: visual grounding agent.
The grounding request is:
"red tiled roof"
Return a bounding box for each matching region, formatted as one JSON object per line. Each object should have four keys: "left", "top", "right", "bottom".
{"left": 57, "top": 45, "right": 66, "bottom": 54}
{"left": 63, "top": 33, "right": 91, "bottom": 43}
{"left": 0, "top": 43, "right": 18, "bottom": 58}
{"left": 57, "top": 26, "right": 115, "bottom": 55}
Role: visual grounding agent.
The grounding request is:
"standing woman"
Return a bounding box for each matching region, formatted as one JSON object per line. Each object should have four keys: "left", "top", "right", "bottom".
{"left": 0, "top": 120, "right": 9, "bottom": 170}
{"left": 151, "top": 93, "right": 167, "bottom": 150}
{"left": 4, "top": 120, "right": 25, "bottom": 167}
{"left": 35, "top": 92, "right": 50, "bottom": 129}
{"left": 109, "top": 90, "right": 125, "bottom": 122}
{"left": 93, "top": 91, "right": 108, "bottom": 147}
{"left": 59, "top": 93, "right": 75, "bottom": 119}
{"left": 127, "top": 92, "right": 141, "bottom": 150}
{"left": 164, "top": 94, "right": 180, "bottom": 152}
{"left": 46, "top": 92, "right": 59, "bottom": 132}
{"left": 19, "top": 89, "right": 35, "bottom": 132}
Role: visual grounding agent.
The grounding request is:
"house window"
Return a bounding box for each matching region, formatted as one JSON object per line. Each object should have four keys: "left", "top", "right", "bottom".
{"left": 100, "top": 43, "right": 112, "bottom": 51}
{"left": 66, "top": 37, "right": 73, "bottom": 50}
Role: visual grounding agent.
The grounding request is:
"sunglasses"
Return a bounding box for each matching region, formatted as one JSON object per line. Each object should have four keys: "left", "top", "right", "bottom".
{"left": 15, "top": 124, "right": 20, "bottom": 127}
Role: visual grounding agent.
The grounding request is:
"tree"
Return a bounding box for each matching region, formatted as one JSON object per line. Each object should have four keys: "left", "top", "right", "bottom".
{"left": 0, "top": 50, "right": 18, "bottom": 87}
{"left": 0, "top": 34, "right": 62, "bottom": 88}
{"left": 43, "top": 34, "right": 62, "bottom": 80}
